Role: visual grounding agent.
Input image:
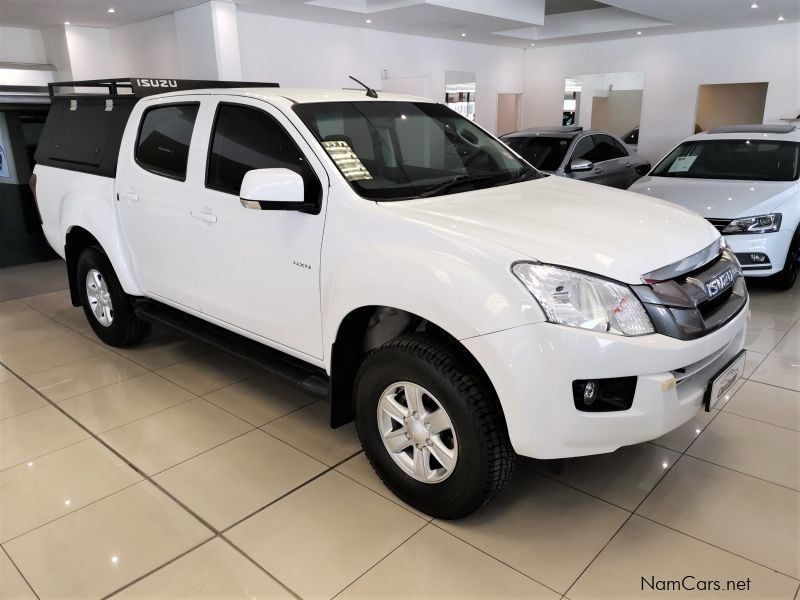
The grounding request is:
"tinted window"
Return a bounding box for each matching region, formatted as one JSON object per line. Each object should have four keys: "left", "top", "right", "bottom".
{"left": 571, "top": 136, "right": 594, "bottom": 161}
{"left": 136, "top": 104, "right": 198, "bottom": 180}
{"left": 207, "top": 104, "right": 321, "bottom": 204}
{"left": 293, "top": 101, "right": 538, "bottom": 201}
{"left": 652, "top": 140, "right": 800, "bottom": 181}
{"left": 623, "top": 127, "right": 639, "bottom": 145}
{"left": 588, "top": 135, "right": 627, "bottom": 162}
{"left": 611, "top": 137, "right": 630, "bottom": 156}
{"left": 503, "top": 136, "right": 570, "bottom": 171}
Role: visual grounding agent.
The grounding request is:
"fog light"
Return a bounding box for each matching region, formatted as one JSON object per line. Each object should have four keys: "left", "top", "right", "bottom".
{"left": 572, "top": 377, "right": 638, "bottom": 412}
{"left": 750, "top": 253, "right": 767, "bottom": 263}
{"left": 583, "top": 380, "right": 599, "bottom": 405}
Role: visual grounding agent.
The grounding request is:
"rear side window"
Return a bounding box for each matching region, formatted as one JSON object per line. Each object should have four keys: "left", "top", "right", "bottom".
{"left": 135, "top": 104, "right": 199, "bottom": 180}
{"left": 206, "top": 103, "right": 321, "bottom": 203}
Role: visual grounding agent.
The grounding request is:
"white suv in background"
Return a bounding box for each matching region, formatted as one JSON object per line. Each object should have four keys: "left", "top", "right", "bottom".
{"left": 631, "top": 125, "right": 800, "bottom": 288}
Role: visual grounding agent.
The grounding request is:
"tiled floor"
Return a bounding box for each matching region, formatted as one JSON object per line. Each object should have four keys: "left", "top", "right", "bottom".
{"left": 0, "top": 276, "right": 799, "bottom": 599}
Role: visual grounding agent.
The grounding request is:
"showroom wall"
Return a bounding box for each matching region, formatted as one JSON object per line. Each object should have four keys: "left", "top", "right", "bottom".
{"left": 109, "top": 15, "right": 181, "bottom": 78}
{"left": 522, "top": 23, "right": 800, "bottom": 162}
{"left": 236, "top": 13, "right": 525, "bottom": 134}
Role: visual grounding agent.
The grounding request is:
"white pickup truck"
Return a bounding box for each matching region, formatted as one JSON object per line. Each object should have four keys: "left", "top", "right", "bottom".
{"left": 32, "top": 78, "right": 749, "bottom": 518}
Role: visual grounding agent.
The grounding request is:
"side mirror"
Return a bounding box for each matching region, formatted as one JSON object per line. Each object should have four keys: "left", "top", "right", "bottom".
{"left": 240, "top": 168, "right": 311, "bottom": 212}
{"left": 569, "top": 158, "right": 594, "bottom": 172}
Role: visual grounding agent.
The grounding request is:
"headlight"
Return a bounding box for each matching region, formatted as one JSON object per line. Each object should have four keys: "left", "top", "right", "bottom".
{"left": 723, "top": 213, "right": 781, "bottom": 234}
{"left": 512, "top": 263, "right": 654, "bottom": 336}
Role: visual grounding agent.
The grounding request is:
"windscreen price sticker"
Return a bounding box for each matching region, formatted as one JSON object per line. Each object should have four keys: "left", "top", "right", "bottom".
{"left": 668, "top": 155, "right": 697, "bottom": 173}
{"left": 642, "top": 575, "right": 752, "bottom": 592}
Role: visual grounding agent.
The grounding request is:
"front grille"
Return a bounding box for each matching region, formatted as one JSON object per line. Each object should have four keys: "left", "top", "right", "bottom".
{"left": 632, "top": 249, "right": 747, "bottom": 341}
{"left": 707, "top": 218, "right": 732, "bottom": 232}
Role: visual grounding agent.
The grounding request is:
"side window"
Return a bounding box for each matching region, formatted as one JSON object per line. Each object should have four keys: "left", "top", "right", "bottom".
{"left": 571, "top": 136, "right": 595, "bottom": 162}
{"left": 590, "top": 135, "right": 627, "bottom": 162}
{"left": 136, "top": 104, "right": 199, "bottom": 180}
{"left": 612, "top": 137, "right": 630, "bottom": 156}
{"left": 206, "top": 104, "right": 321, "bottom": 204}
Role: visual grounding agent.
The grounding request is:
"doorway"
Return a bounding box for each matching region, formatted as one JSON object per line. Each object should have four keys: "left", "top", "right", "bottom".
{"left": 694, "top": 82, "right": 768, "bottom": 133}
{"left": 496, "top": 93, "right": 520, "bottom": 136}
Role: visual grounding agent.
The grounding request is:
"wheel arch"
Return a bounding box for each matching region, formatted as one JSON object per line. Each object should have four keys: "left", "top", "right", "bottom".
{"left": 328, "top": 305, "right": 509, "bottom": 439}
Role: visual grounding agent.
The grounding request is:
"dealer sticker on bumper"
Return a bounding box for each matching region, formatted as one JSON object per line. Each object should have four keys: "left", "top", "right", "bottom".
{"left": 704, "top": 350, "right": 747, "bottom": 411}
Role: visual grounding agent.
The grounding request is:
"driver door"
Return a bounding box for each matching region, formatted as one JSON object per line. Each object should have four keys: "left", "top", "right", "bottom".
{"left": 566, "top": 135, "right": 607, "bottom": 185}
{"left": 188, "top": 100, "right": 328, "bottom": 359}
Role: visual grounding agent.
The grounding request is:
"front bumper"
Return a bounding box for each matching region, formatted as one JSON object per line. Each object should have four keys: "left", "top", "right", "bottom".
{"left": 462, "top": 299, "right": 748, "bottom": 459}
{"left": 725, "top": 229, "right": 794, "bottom": 276}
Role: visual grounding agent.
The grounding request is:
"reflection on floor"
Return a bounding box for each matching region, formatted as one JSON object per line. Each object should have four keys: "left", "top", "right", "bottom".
{"left": 0, "top": 259, "right": 68, "bottom": 302}
{"left": 0, "top": 270, "right": 798, "bottom": 599}
{"left": 0, "top": 185, "right": 58, "bottom": 268}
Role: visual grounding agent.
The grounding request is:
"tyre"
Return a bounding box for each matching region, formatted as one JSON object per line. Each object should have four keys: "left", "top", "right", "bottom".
{"left": 76, "top": 246, "right": 151, "bottom": 347}
{"left": 354, "top": 334, "right": 517, "bottom": 519}
{"left": 769, "top": 234, "right": 800, "bottom": 290}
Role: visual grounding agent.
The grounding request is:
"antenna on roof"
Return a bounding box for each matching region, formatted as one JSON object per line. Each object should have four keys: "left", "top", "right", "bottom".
{"left": 349, "top": 75, "right": 378, "bottom": 99}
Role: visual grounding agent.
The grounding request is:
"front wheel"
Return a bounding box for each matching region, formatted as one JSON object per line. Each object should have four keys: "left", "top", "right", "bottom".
{"left": 354, "top": 334, "right": 516, "bottom": 519}
{"left": 76, "top": 246, "right": 151, "bottom": 347}
{"left": 769, "top": 235, "right": 800, "bottom": 290}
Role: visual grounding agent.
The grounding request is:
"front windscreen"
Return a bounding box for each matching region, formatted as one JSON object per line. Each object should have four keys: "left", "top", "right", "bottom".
{"left": 502, "top": 136, "right": 570, "bottom": 171}
{"left": 651, "top": 139, "right": 800, "bottom": 182}
{"left": 293, "top": 101, "right": 539, "bottom": 200}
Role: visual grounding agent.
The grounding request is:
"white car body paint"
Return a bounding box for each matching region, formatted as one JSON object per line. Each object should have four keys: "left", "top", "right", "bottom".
{"left": 630, "top": 129, "right": 800, "bottom": 277}
{"left": 35, "top": 88, "right": 748, "bottom": 458}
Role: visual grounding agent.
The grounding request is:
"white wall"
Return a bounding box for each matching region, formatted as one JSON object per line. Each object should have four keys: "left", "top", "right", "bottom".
{"left": 64, "top": 26, "right": 114, "bottom": 80}
{"left": 0, "top": 26, "right": 54, "bottom": 86}
{"left": 237, "top": 12, "right": 524, "bottom": 134}
{"left": 0, "top": 26, "right": 47, "bottom": 64}
{"left": 522, "top": 23, "right": 800, "bottom": 163}
{"left": 110, "top": 15, "right": 181, "bottom": 78}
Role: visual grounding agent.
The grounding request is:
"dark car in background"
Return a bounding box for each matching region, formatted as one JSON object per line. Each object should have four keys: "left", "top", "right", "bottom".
{"left": 501, "top": 126, "right": 650, "bottom": 189}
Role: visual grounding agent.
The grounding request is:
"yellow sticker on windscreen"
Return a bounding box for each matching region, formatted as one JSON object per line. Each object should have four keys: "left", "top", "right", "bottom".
{"left": 322, "top": 140, "right": 373, "bottom": 181}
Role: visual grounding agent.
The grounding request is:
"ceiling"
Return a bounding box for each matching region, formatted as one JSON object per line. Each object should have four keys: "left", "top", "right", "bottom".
{"left": 0, "top": 0, "right": 797, "bottom": 47}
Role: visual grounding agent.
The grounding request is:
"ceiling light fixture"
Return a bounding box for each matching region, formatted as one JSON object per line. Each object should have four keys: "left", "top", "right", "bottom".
{"left": 461, "top": 33, "right": 467, "bottom": 37}
{"left": 64, "top": 21, "right": 70, "bottom": 25}
{"left": 108, "top": 7, "right": 115, "bottom": 13}
{"left": 750, "top": 2, "right": 758, "bottom": 7}
{"left": 636, "top": 30, "right": 642, "bottom": 35}
{"left": 777, "top": 14, "right": 785, "bottom": 21}
{"left": 365, "top": 18, "right": 372, "bottom": 23}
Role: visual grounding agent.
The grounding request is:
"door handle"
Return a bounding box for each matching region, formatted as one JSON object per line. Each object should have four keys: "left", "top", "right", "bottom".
{"left": 190, "top": 210, "right": 218, "bottom": 223}
{"left": 119, "top": 191, "right": 139, "bottom": 203}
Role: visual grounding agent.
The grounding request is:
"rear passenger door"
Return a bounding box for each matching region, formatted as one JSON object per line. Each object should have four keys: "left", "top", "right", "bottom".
{"left": 116, "top": 100, "right": 202, "bottom": 310}
{"left": 566, "top": 135, "right": 606, "bottom": 185}
{"left": 188, "top": 99, "right": 328, "bottom": 360}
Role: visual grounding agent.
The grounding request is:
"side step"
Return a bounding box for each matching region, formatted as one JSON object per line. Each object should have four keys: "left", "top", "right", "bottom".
{"left": 134, "top": 300, "right": 329, "bottom": 397}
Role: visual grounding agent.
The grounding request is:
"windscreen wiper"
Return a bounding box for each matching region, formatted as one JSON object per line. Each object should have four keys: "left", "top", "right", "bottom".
{"left": 419, "top": 174, "right": 494, "bottom": 198}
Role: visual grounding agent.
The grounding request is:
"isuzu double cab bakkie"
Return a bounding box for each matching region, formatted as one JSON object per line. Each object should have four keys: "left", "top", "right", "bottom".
{"left": 32, "top": 78, "right": 749, "bottom": 518}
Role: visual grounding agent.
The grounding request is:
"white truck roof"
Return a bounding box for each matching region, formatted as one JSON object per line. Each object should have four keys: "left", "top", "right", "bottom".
{"left": 143, "top": 87, "right": 435, "bottom": 106}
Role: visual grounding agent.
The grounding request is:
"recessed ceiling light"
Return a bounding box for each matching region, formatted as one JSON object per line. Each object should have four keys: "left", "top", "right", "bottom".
{"left": 777, "top": 14, "right": 785, "bottom": 21}
{"left": 750, "top": 2, "right": 759, "bottom": 7}
{"left": 636, "top": 30, "right": 642, "bottom": 35}
{"left": 530, "top": 42, "right": 536, "bottom": 46}
{"left": 64, "top": 21, "right": 70, "bottom": 25}
{"left": 365, "top": 18, "right": 372, "bottom": 23}
{"left": 108, "top": 7, "right": 115, "bottom": 13}
{"left": 461, "top": 32, "right": 467, "bottom": 37}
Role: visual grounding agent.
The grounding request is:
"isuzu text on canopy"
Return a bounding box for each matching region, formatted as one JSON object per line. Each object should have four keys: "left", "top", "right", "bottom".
{"left": 32, "top": 78, "right": 748, "bottom": 518}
